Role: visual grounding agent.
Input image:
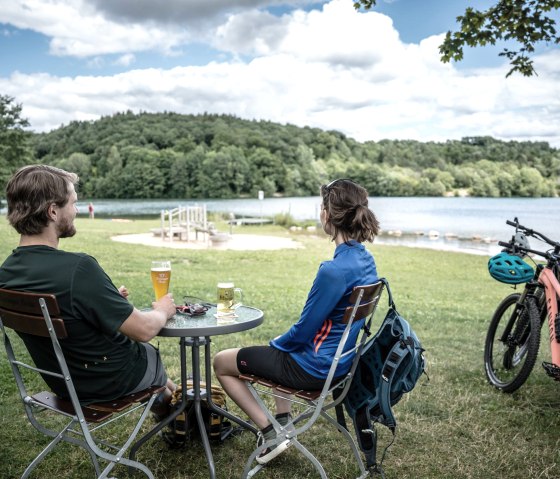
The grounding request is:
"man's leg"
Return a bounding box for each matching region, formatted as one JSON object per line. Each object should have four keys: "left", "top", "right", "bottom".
{"left": 128, "top": 343, "right": 176, "bottom": 417}
{"left": 151, "top": 378, "right": 177, "bottom": 417}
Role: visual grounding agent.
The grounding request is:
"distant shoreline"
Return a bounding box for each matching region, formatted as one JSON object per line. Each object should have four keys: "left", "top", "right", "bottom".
{"left": 375, "top": 237, "right": 499, "bottom": 257}
{"left": 375, "top": 229, "right": 500, "bottom": 256}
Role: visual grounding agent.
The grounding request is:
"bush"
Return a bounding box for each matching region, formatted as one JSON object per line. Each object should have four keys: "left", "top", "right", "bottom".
{"left": 273, "top": 212, "right": 297, "bottom": 227}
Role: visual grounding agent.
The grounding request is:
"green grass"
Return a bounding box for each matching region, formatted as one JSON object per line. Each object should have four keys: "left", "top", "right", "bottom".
{"left": 0, "top": 217, "right": 559, "bottom": 478}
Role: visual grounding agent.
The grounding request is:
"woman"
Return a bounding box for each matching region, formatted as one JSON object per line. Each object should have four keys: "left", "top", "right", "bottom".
{"left": 213, "top": 179, "right": 379, "bottom": 464}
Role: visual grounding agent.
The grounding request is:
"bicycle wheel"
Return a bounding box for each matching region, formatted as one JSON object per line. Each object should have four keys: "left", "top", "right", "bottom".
{"left": 484, "top": 293, "right": 541, "bottom": 393}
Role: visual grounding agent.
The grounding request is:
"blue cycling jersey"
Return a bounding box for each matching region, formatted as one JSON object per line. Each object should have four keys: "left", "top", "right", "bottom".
{"left": 270, "top": 240, "right": 378, "bottom": 379}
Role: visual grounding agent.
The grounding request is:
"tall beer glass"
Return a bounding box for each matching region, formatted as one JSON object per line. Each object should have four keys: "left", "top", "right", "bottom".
{"left": 151, "top": 261, "right": 171, "bottom": 301}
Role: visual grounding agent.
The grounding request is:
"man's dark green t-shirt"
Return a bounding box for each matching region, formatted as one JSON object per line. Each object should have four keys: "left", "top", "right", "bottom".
{"left": 0, "top": 245, "right": 147, "bottom": 403}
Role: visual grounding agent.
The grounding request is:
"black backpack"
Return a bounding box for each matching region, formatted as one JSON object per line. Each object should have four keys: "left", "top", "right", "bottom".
{"left": 165, "top": 381, "right": 233, "bottom": 448}
{"left": 337, "top": 280, "right": 426, "bottom": 476}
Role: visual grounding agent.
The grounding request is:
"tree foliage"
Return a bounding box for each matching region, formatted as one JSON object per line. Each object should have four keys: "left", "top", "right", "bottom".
{"left": 0, "top": 95, "right": 32, "bottom": 194}
{"left": 354, "top": 0, "right": 560, "bottom": 77}
{"left": 28, "top": 112, "right": 559, "bottom": 199}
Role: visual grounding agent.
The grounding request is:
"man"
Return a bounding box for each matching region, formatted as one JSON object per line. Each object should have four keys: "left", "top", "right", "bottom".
{"left": 0, "top": 165, "right": 176, "bottom": 413}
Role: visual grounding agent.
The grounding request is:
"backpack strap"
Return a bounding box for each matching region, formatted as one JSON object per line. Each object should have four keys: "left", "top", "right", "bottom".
{"left": 333, "top": 387, "right": 348, "bottom": 431}
{"left": 355, "top": 406, "right": 377, "bottom": 467}
{"left": 356, "top": 406, "right": 393, "bottom": 478}
{"left": 377, "top": 338, "right": 413, "bottom": 430}
{"left": 379, "top": 278, "right": 396, "bottom": 310}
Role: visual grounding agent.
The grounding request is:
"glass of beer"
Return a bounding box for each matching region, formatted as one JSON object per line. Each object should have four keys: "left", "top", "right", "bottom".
{"left": 151, "top": 261, "right": 171, "bottom": 301}
{"left": 216, "top": 282, "right": 243, "bottom": 320}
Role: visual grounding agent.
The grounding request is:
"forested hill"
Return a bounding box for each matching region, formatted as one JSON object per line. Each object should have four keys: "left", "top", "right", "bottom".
{"left": 31, "top": 111, "right": 560, "bottom": 199}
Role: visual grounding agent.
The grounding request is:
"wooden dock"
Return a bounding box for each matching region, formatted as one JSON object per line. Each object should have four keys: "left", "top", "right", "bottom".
{"left": 228, "top": 217, "right": 273, "bottom": 226}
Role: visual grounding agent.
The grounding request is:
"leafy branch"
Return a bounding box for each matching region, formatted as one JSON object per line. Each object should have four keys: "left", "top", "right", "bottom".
{"left": 354, "top": 0, "right": 560, "bottom": 77}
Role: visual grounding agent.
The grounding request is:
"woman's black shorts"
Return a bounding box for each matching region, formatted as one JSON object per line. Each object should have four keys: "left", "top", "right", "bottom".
{"left": 237, "top": 345, "right": 328, "bottom": 391}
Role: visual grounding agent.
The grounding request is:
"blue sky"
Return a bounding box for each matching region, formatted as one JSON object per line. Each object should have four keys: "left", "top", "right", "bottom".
{"left": 1, "top": 0, "right": 559, "bottom": 146}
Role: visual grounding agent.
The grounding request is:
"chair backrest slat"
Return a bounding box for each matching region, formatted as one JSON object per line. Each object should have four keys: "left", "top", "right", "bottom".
{"left": 342, "top": 300, "right": 375, "bottom": 324}
{"left": 0, "top": 308, "right": 67, "bottom": 338}
{"left": 0, "top": 289, "right": 67, "bottom": 338}
{"left": 348, "top": 282, "right": 383, "bottom": 304}
{"left": 0, "top": 289, "right": 60, "bottom": 315}
{"left": 342, "top": 282, "right": 384, "bottom": 325}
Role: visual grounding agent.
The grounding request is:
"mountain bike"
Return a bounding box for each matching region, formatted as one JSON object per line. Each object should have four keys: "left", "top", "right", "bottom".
{"left": 484, "top": 218, "right": 560, "bottom": 393}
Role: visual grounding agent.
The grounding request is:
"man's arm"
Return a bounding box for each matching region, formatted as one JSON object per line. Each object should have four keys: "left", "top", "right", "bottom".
{"left": 119, "top": 293, "right": 176, "bottom": 342}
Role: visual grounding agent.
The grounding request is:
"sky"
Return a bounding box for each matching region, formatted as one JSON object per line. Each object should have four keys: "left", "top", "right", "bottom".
{"left": 1, "top": 0, "right": 559, "bottom": 147}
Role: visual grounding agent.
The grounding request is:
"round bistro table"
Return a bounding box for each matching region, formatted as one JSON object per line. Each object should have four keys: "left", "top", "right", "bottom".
{"left": 130, "top": 305, "right": 264, "bottom": 479}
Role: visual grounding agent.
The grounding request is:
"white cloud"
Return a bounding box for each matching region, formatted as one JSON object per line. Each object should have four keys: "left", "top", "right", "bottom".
{"left": 214, "top": 1, "right": 399, "bottom": 67}
{"left": 0, "top": 0, "right": 559, "bottom": 147}
{"left": 0, "top": 0, "right": 190, "bottom": 57}
{"left": 114, "top": 53, "right": 136, "bottom": 67}
{"left": 86, "top": 56, "right": 105, "bottom": 69}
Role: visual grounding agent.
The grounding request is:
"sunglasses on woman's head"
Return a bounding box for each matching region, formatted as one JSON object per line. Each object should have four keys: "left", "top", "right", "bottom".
{"left": 322, "top": 178, "right": 356, "bottom": 191}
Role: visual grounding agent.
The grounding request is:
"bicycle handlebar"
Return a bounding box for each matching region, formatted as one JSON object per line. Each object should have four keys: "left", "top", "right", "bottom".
{"left": 501, "top": 219, "right": 560, "bottom": 260}
{"left": 506, "top": 218, "right": 560, "bottom": 249}
{"left": 499, "top": 240, "right": 551, "bottom": 259}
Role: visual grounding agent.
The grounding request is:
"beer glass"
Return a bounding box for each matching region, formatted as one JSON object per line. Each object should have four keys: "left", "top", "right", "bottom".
{"left": 151, "top": 261, "right": 171, "bottom": 301}
{"left": 216, "top": 282, "right": 243, "bottom": 319}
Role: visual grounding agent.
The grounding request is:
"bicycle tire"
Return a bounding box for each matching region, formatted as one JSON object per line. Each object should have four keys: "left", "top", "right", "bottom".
{"left": 484, "top": 293, "right": 541, "bottom": 393}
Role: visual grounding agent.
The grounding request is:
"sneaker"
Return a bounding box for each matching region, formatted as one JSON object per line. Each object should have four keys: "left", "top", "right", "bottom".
{"left": 151, "top": 412, "right": 166, "bottom": 423}
{"left": 255, "top": 432, "right": 291, "bottom": 465}
{"left": 151, "top": 402, "right": 171, "bottom": 423}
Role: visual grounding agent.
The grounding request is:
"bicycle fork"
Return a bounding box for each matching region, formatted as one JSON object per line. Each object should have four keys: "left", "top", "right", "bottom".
{"left": 500, "top": 287, "right": 532, "bottom": 347}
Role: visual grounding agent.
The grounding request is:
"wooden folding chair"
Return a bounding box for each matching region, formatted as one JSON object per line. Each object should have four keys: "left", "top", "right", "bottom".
{"left": 239, "top": 280, "right": 385, "bottom": 478}
{"left": 0, "top": 288, "right": 165, "bottom": 479}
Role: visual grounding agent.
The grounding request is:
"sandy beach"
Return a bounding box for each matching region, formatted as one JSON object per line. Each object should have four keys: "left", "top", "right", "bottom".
{"left": 111, "top": 231, "right": 498, "bottom": 256}
{"left": 111, "top": 232, "right": 304, "bottom": 251}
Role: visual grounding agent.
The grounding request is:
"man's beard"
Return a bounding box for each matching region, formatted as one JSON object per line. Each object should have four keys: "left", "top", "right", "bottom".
{"left": 57, "top": 217, "right": 76, "bottom": 238}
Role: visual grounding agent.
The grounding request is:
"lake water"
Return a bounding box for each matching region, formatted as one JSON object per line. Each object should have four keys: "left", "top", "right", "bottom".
{"left": 2, "top": 196, "right": 558, "bottom": 255}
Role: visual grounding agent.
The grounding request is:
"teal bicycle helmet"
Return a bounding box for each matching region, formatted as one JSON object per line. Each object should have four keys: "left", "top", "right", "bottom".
{"left": 488, "top": 252, "right": 534, "bottom": 284}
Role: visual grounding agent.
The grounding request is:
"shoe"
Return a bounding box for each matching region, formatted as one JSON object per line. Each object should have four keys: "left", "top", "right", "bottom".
{"left": 152, "top": 412, "right": 166, "bottom": 423}
{"left": 255, "top": 432, "right": 291, "bottom": 465}
{"left": 151, "top": 402, "right": 171, "bottom": 423}
{"left": 160, "top": 430, "right": 187, "bottom": 449}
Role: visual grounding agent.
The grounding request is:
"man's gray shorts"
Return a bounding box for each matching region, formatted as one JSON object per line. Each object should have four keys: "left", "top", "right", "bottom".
{"left": 126, "top": 343, "right": 168, "bottom": 395}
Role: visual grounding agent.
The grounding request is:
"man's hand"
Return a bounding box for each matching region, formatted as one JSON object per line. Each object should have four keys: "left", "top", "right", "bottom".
{"left": 152, "top": 293, "right": 176, "bottom": 320}
{"left": 118, "top": 285, "right": 129, "bottom": 299}
{"left": 119, "top": 294, "right": 176, "bottom": 342}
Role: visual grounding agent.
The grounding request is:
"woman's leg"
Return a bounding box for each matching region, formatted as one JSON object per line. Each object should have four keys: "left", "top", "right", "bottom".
{"left": 214, "top": 348, "right": 271, "bottom": 429}
{"left": 273, "top": 390, "right": 292, "bottom": 415}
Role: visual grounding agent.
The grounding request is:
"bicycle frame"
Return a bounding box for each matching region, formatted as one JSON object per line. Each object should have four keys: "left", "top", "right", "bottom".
{"left": 538, "top": 268, "right": 560, "bottom": 366}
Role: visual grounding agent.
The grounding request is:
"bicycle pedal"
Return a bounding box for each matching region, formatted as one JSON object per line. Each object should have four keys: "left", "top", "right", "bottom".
{"left": 542, "top": 362, "right": 560, "bottom": 382}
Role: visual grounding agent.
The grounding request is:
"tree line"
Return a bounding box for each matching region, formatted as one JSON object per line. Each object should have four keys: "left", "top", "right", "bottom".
{"left": 30, "top": 111, "right": 560, "bottom": 199}
{"left": 2, "top": 101, "right": 559, "bottom": 199}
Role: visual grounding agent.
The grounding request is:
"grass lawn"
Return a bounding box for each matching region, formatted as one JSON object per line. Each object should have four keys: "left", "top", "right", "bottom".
{"left": 0, "top": 217, "right": 559, "bottom": 479}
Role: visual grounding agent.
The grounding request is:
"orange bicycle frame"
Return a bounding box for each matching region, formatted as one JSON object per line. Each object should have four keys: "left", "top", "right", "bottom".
{"left": 538, "top": 268, "right": 560, "bottom": 366}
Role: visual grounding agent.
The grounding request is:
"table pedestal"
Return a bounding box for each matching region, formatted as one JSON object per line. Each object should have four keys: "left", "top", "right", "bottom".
{"left": 130, "top": 336, "right": 257, "bottom": 479}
